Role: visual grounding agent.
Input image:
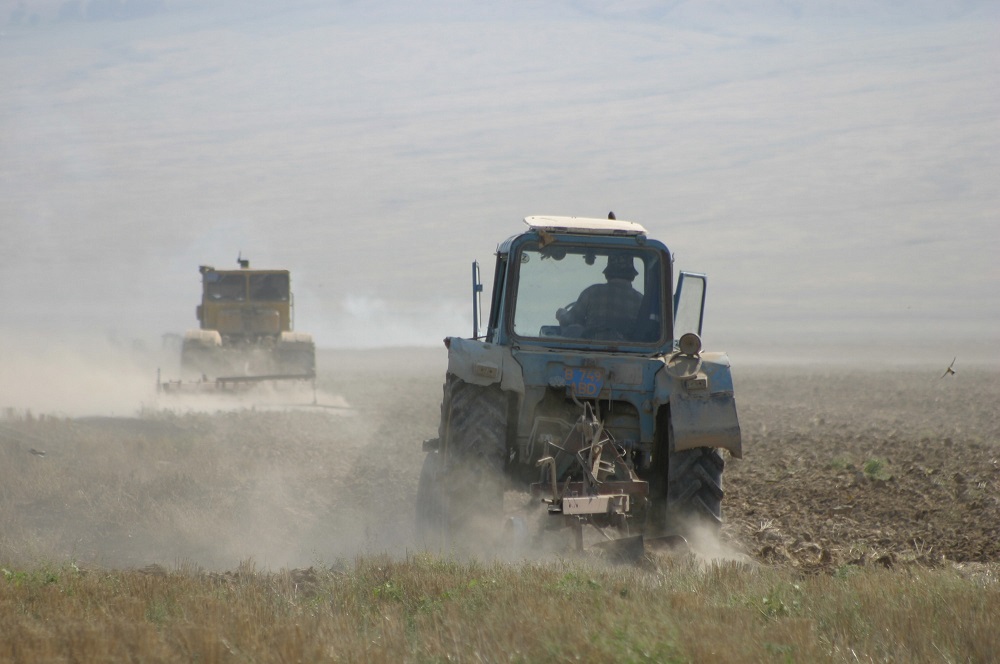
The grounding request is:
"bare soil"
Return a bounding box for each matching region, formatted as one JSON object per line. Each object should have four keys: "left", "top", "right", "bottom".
{"left": 1, "top": 348, "right": 997, "bottom": 574}
{"left": 726, "top": 365, "right": 1000, "bottom": 573}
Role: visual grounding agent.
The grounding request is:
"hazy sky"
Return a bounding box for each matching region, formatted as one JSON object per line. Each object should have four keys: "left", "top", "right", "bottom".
{"left": 2, "top": 0, "right": 998, "bottom": 364}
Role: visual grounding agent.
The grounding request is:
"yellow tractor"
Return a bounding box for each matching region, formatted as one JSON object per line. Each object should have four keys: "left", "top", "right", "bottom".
{"left": 178, "top": 257, "right": 315, "bottom": 385}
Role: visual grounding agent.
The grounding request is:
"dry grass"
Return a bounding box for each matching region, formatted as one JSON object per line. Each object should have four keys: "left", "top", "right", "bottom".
{"left": 2, "top": 554, "right": 998, "bottom": 663}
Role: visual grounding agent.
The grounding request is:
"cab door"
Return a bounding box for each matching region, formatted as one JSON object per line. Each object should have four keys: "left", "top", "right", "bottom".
{"left": 673, "top": 271, "right": 706, "bottom": 339}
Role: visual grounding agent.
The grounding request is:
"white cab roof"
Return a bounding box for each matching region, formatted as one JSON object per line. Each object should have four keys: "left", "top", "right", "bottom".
{"left": 524, "top": 215, "right": 648, "bottom": 236}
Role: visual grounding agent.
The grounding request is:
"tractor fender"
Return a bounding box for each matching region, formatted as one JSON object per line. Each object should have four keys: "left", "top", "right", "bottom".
{"left": 280, "top": 331, "right": 314, "bottom": 344}
{"left": 182, "top": 329, "right": 222, "bottom": 347}
{"left": 445, "top": 337, "right": 525, "bottom": 394}
{"left": 663, "top": 351, "right": 742, "bottom": 459}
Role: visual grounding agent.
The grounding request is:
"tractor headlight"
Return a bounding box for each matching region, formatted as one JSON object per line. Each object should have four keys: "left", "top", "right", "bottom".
{"left": 678, "top": 332, "right": 702, "bottom": 356}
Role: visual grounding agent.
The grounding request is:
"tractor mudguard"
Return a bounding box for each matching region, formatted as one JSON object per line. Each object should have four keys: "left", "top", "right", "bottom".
{"left": 183, "top": 329, "right": 222, "bottom": 347}
{"left": 280, "top": 331, "right": 314, "bottom": 344}
{"left": 445, "top": 337, "right": 525, "bottom": 394}
{"left": 666, "top": 352, "right": 742, "bottom": 458}
{"left": 669, "top": 391, "right": 742, "bottom": 458}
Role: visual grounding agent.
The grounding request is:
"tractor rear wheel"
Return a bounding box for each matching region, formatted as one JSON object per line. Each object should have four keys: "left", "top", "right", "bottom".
{"left": 275, "top": 339, "right": 315, "bottom": 376}
{"left": 416, "top": 377, "right": 507, "bottom": 551}
{"left": 180, "top": 340, "right": 221, "bottom": 379}
{"left": 666, "top": 447, "right": 725, "bottom": 537}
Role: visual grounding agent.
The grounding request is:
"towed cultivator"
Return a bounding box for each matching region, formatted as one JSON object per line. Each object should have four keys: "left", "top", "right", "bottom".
{"left": 156, "top": 368, "right": 315, "bottom": 395}
{"left": 510, "top": 401, "right": 687, "bottom": 561}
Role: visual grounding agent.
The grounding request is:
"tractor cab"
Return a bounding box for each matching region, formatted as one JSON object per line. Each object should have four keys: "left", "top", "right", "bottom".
{"left": 477, "top": 216, "right": 706, "bottom": 354}
{"left": 195, "top": 262, "right": 294, "bottom": 341}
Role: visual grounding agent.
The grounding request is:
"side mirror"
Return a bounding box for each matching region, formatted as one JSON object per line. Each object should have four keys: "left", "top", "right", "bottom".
{"left": 674, "top": 271, "right": 707, "bottom": 339}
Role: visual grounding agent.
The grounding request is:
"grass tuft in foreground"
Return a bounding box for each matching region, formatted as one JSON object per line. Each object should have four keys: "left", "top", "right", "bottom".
{"left": 2, "top": 553, "right": 998, "bottom": 663}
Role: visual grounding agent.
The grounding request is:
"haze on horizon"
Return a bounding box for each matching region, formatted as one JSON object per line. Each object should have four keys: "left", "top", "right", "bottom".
{"left": 2, "top": 0, "right": 998, "bottom": 370}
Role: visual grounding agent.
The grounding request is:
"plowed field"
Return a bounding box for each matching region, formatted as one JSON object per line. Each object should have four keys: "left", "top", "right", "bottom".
{"left": 2, "top": 348, "right": 997, "bottom": 573}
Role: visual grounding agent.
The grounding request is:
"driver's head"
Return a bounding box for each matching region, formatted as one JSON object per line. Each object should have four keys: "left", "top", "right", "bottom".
{"left": 604, "top": 254, "right": 638, "bottom": 281}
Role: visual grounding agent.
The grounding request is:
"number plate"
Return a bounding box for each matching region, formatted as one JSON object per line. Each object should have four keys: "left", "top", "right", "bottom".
{"left": 564, "top": 367, "right": 605, "bottom": 397}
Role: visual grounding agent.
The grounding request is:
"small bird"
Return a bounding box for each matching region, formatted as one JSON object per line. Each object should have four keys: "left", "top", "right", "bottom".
{"left": 30, "top": 448, "right": 46, "bottom": 457}
{"left": 940, "top": 357, "right": 957, "bottom": 379}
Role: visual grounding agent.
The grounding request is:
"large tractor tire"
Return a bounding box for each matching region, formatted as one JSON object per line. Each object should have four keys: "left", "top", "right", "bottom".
{"left": 180, "top": 330, "right": 224, "bottom": 379}
{"left": 416, "top": 377, "right": 508, "bottom": 551}
{"left": 666, "top": 446, "right": 725, "bottom": 537}
{"left": 276, "top": 332, "right": 316, "bottom": 376}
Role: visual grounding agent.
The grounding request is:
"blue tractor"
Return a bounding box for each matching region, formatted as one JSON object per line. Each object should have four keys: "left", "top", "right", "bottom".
{"left": 418, "top": 214, "right": 742, "bottom": 552}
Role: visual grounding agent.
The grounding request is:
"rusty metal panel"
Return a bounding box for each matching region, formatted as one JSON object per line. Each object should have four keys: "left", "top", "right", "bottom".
{"left": 670, "top": 392, "right": 742, "bottom": 458}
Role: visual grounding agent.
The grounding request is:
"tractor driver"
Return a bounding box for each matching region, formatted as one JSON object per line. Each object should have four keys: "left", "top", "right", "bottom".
{"left": 555, "top": 253, "right": 643, "bottom": 340}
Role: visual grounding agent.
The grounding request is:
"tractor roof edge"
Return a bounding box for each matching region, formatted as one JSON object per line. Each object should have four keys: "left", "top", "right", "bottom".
{"left": 523, "top": 215, "right": 648, "bottom": 236}
{"left": 199, "top": 265, "right": 291, "bottom": 275}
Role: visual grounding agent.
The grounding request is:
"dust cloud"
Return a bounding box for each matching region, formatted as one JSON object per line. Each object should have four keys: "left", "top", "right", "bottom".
{"left": 681, "top": 520, "right": 755, "bottom": 569}
{"left": 0, "top": 346, "right": 447, "bottom": 571}
{"left": 0, "top": 332, "right": 161, "bottom": 417}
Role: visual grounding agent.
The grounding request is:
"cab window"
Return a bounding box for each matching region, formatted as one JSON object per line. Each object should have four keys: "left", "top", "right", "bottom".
{"left": 204, "top": 273, "right": 246, "bottom": 301}
{"left": 249, "top": 274, "right": 289, "bottom": 301}
{"left": 512, "top": 243, "right": 664, "bottom": 343}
